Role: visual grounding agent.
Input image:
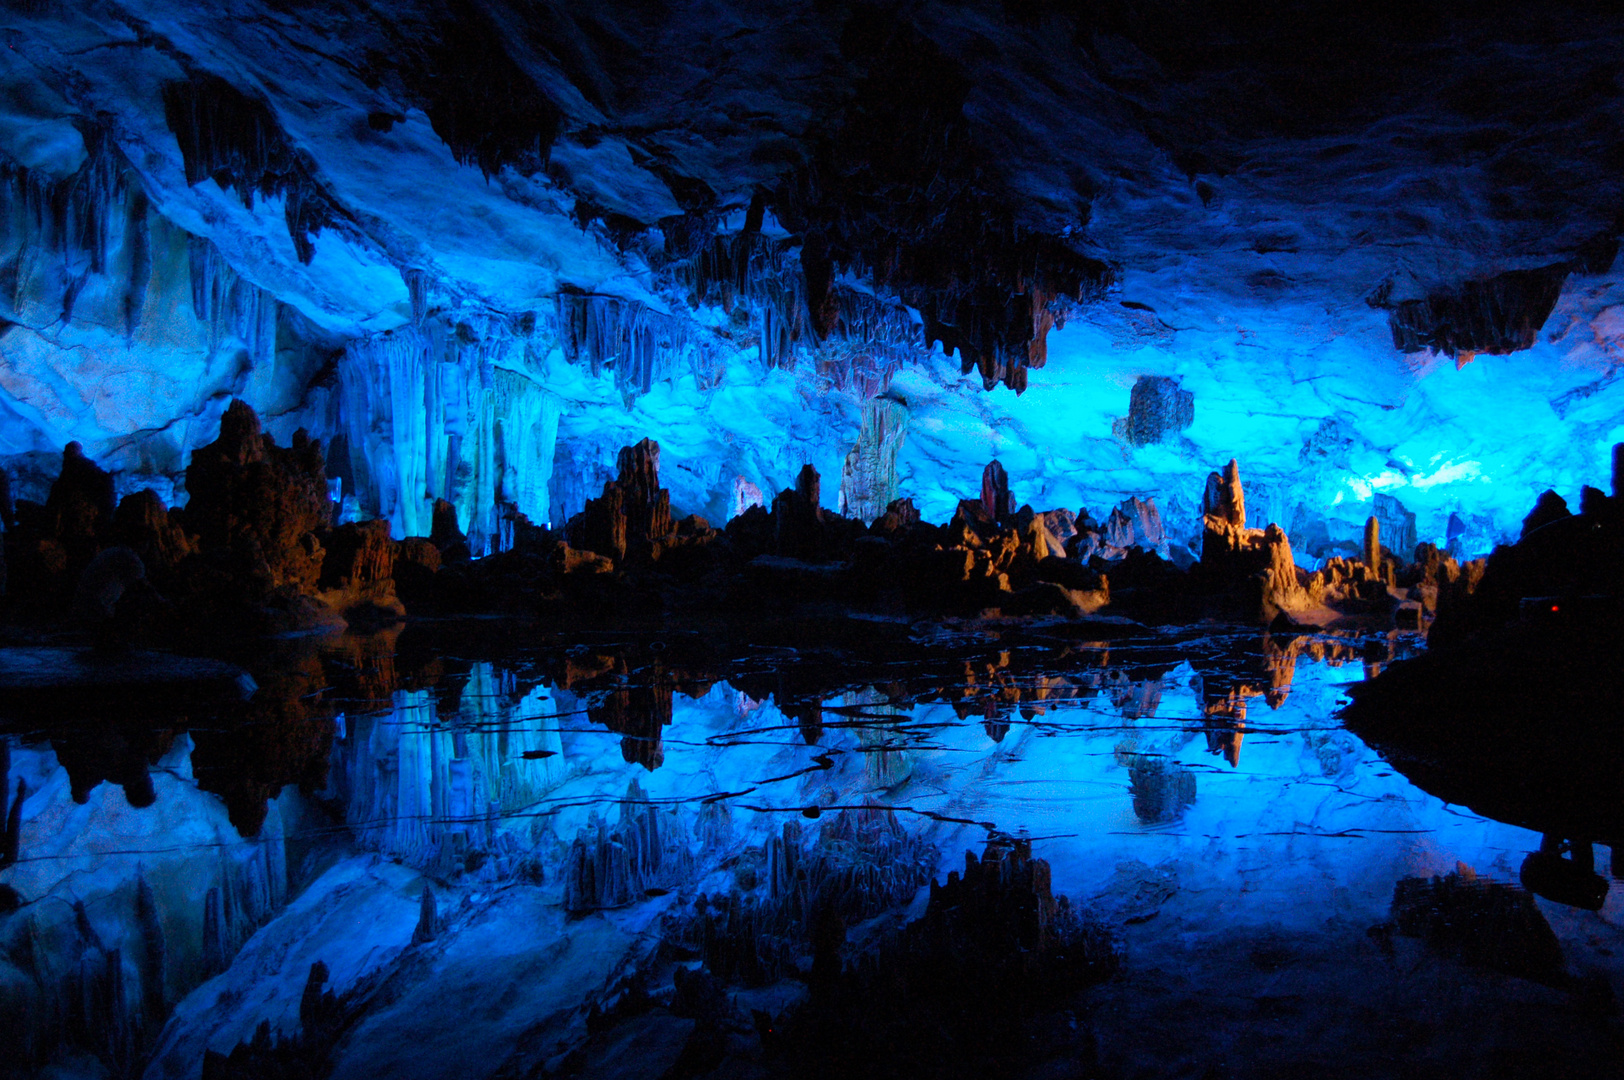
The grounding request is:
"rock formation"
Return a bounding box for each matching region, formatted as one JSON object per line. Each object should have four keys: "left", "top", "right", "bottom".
{"left": 45, "top": 442, "right": 117, "bottom": 572}
{"left": 980, "top": 459, "right": 1014, "bottom": 523}
{"left": 1198, "top": 460, "right": 1310, "bottom": 623}
{"left": 566, "top": 438, "right": 675, "bottom": 563}
{"left": 1428, "top": 454, "right": 1622, "bottom": 648}
{"left": 1120, "top": 375, "right": 1194, "bottom": 446}
{"left": 317, "top": 519, "right": 404, "bottom": 624}
{"left": 564, "top": 779, "right": 693, "bottom": 913}
{"left": 838, "top": 396, "right": 909, "bottom": 524}
{"left": 1, "top": 742, "right": 22, "bottom": 872}
{"left": 183, "top": 400, "right": 330, "bottom": 596}
{"left": 1363, "top": 515, "right": 1382, "bottom": 571}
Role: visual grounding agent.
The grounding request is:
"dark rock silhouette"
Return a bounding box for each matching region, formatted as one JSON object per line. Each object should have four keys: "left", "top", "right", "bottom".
{"left": 1122, "top": 375, "right": 1194, "bottom": 446}
{"left": 567, "top": 438, "right": 674, "bottom": 563}
{"left": 1388, "top": 867, "right": 1566, "bottom": 985}
{"left": 979, "top": 459, "right": 1013, "bottom": 522}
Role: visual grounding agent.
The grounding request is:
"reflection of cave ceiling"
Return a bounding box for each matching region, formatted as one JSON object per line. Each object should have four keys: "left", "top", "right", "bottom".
{"left": 2, "top": 1, "right": 1623, "bottom": 544}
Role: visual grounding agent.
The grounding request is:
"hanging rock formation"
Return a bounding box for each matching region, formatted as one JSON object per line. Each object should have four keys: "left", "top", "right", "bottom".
{"left": 1119, "top": 375, "right": 1195, "bottom": 446}
{"left": 838, "top": 396, "right": 909, "bottom": 524}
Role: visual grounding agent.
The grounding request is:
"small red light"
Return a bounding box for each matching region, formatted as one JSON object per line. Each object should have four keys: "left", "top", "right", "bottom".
{"left": 1551, "top": 604, "right": 1560, "bottom": 613}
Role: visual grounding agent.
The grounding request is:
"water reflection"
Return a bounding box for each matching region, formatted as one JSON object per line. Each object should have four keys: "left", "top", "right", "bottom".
{"left": 2, "top": 622, "right": 1621, "bottom": 1078}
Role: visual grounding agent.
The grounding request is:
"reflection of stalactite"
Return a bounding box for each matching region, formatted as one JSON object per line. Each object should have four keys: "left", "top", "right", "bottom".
{"left": 563, "top": 778, "right": 694, "bottom": 913}
{"left": 200, "top": 960, "right": 346, "bottom": 1078}
{"left": 1106, "top": 671, "right": 1164, "bottom": 720}
{"left": 590, "top": 677, "right": 675, "bottom": 771}
{"left": 688, "top": 808, "right": 938, "bottom": 985}
{"left": 200, "top": 837, "right": 288, "bottom": 979}
{"left": 1201, "top": 692, "right": 1248, "bottom": 768}
{"left": 333, "top": 668, "right": 565, "bottom": 871}
{"left": 1124, "top": 753, "right": 1197, "bottom": 823}
{"left": 0, "top": 745, "right": 292, "bottom": 1077}
{"left": 838, "top": 396, "right": 909, "bottom": 524}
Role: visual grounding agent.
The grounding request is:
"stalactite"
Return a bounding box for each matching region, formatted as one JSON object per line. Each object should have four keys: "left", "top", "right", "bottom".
{"left": 403, "top": 267, "right": 429, "bottom": 323}
{"left": 1382, "top": 263, "right": 1572, "bottom": 358}
{"left": 1118, "top": 375, "right": 1194, "bottom": 447}
{"left": 671, "top": 226, "right": 928, "bottom": 395}
{"left": 161, "top": 73, "right": 340, "bottom": 262}
{"left": 331, "top": 670, "right": 563, "bottom": 872}
{"left": 557, "top": 291, "right": 706, "bottom": 405}
{"left": 838, "top": 395, "right": 910, "bottom": 523}
{"left": 336, "top": 321, "right": 558, "bottom": 548}
{"left": 187, "top": 233, "right": 278, "bottom": 372}
{"left": 0, "top": 129, "right": 143, "bottom": 326}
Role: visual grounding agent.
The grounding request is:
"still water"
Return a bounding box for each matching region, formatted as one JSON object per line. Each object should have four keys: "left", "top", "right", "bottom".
{"left": 3, "top": 620, "right": 1620, "bottom": 1079}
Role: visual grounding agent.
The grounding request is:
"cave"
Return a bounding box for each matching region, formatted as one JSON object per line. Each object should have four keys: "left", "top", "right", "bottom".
{"left": 2, "top": 2, "right": 1623, "bottom": 1077}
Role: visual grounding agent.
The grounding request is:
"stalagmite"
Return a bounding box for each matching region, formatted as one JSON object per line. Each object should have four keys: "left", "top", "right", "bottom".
{"left": 566, "top": 438, "right": 675, "bottom": 562}
{"left": 184, "top": 399, "right": 329, "bottom": 595}
{"left": 1363, "top": 515, "right": 1381, "bottom": 571}
{"left": 412, "top": 886, "right": 437, "bottom": 944}
{"left": 980, "top": 459, "right": 1013, "bottom": 522}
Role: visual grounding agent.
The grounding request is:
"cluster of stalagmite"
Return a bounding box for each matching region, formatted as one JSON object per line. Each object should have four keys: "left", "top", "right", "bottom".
{"left": 0, "top": 400, "right": 476, "bottom": 643}
{"left": 22, "top": 413, "right": 1615, "bottom": 646}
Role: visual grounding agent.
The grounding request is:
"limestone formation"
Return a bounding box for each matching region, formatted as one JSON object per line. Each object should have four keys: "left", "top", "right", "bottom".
{"left": 1121, "top": 375, "right": 1194, "bottom": 446}
{"left": 980, "top": 459, "right": 1014, "bottom": 523}
{"left": 838, "top": 396, "right": 909, "bottom": 524}
{"left": 567, "top": 438, "right": 675, "bottom": 562}
{"left": 869, "top": 497, "right": 922, "bottom": 538}
{"left": 429, "top": 498, "right": 471, "bottom": 564}
{"left": 1374, "top": 493, "right": 1417, "bottom": 561}
{"left": 1102, "top": 496, "right": 1166, "bottom": 556}
{"left": 1430, "top": 465, "right": 1620, "bottom": 647}
{"left": 112, "top": 490, "right": 195, "bottom": 582}
{"left": 1199, "top": 459, "right": 1310, "bottom": 623}
{"left": 183, "top": 400, "right": 329, "bottom": 595}
{"left": 1, "top": 742, "right": 22, "bottom": 871}
{"left": 1203, "top": 459, "right": 1246, "bottom": 529}
{"left": 46, "top": 442, "right": 116, "bottom": 570}
{"left": 564, "top": 779, "right": 693, "bottom": 912}
{"left": 1520, "top": 489, "right": 1570, "bottom": 538}
{"left": 771, "top": 464, "right": 844, "bottom": 562}
{"left": 317, "top": 519, "right": 403, "bottom": 623}
{"left": 1363, "top": 515, "right": 1381, "bottom": 571}
{"left": 72, "top": 546, "right": 147, "bottom": 623}
{"left": 731, "top": 476, "right": 765, "bottom": 519}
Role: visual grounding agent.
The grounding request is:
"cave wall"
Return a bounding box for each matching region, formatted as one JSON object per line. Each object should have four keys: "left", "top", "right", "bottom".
{"left": 0, "top": 0, "right": 1620, "bottom": 558}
